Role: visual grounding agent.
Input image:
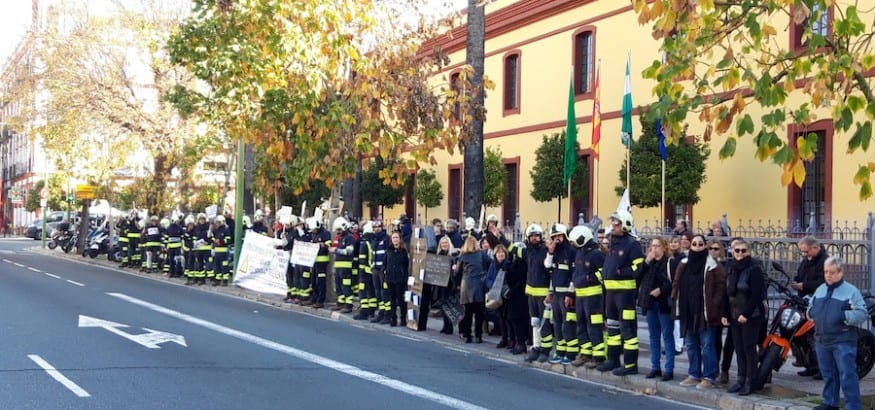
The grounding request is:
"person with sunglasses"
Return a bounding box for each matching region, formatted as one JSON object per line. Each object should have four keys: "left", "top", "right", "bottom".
{"left": 671, "top": 234, "right": 726, "bottom": 389}
{"left": 721, "top": 239, "right": 765, "bottom": 395}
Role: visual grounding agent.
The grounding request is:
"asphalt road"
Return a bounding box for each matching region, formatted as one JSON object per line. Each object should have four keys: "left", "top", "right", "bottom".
{"left": 0, "top": 238, "right": 703, "bottom": 410}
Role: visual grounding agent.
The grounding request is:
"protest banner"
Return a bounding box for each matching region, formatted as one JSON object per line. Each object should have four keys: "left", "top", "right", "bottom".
{"left": 233, "top": 233, "right": 289, "bottom": 295}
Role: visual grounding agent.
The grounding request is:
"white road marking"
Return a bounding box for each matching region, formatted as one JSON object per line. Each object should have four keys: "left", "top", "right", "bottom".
{"left": 0, "top": 250, "right": 13, "bottom": 254}
{"left": 45, "top": 273, "right": 61, "bottom": 279}
{"left": 393, "top": 334, "right": 420, "bottom": 342}
{"left": 27, "top": 354, "right": 91, "bottom": 398}
{"left": 444, "top": 346, "right": 470, "bottom": 354}
{"left": 13, "top": 262, "right": 24, "bottom": 268}
{"left": 2, "top": 258, "right": 11, "bottom": 263}
{"left": 28, "top": 267, "right": 41, "bottom": 272}
{"left": 108, "top": 292, "right": 490, "bottom": 410}
{"left": 66, "top": 280, "right": 85, "bottom": 287}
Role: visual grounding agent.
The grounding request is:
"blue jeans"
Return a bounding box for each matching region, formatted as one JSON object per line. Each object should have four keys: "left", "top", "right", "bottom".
{"left": 645, "top": 302, "right": 675, "bottom": 373}
{"left": 816, "top": 342, "right": 861, "bottom": 410}
{"left": 685, "top": 325, "right": 717, "bottom": 381}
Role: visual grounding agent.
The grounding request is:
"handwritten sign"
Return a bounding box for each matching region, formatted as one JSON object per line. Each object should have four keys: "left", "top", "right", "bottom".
{"left": 423, "top": 254, "right": 452, "bottom": 286}
{"left": 290, "top": 240, "right": 319, "bottom": 267}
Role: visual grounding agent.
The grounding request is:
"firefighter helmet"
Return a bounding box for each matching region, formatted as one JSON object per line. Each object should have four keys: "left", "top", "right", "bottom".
{"left": 160, "top": 218, "right": 170, "bottom": 229}
{"left": 464, "top": 217, "right": 476, "bottom": 231}
{"left": 185, "top": 215, "right": 195, "bottom": 225}
{"left": 242, "top": 215, "right": 252, "bottom": 228}
{"left": 214, "top": 215, "right": 226, "bottom": 225}
{"left": 305, "top": 217, "right": 320, "bottom": 231}
{"left": 332, "top": 217, "right": 349, "bottom": 232}
{"left": 568, "top": 225, "right": 594, "bottom": 248}
{"left": 610, "top": 210, "right": 634, "bottom": 233}
{"left": 362, "top": 221, "right": 374, "bottom": 234}
{"left": 486, "top": 214, "right": 499, "bottom": 225}
{"left": 549, "top": 223, "right": 568, "bottom": 238}
{"left": 524, "top": 224, "right": 544, "bottom": 238}
{"left": 197, "top": 213, "right": 207, "bottom": 222}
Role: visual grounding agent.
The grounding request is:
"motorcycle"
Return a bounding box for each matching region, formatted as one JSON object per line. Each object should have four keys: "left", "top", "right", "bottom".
{"left": 753, "top": 262, "right": 875, "bottom": 390}
{"left": 49, "top": 229, "right": 73, "bottom": 251}
{"left": 62, "top": 228, "right": 79, "bottom": 254}
{"left": 85, "top": 227, "right": 110, "bottom": 258}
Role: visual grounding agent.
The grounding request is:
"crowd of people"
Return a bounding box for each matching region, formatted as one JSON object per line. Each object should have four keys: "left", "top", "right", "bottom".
{"left": 93, "top": 206, "right": 864, "bottom": 410}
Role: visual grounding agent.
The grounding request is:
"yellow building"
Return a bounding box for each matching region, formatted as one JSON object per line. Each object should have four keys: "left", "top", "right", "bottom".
{"left": 380, "top": 0, "right": 871, "bottom": 234}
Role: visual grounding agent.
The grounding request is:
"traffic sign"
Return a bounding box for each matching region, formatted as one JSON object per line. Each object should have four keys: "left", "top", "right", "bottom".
{"left": 75, "top": 184, "right": 96, "bottom": 200}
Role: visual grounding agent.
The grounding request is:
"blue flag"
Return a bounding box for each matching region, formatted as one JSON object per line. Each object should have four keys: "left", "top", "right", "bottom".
{"left": 657, "top": 118, "right": 667, "bottom": 161}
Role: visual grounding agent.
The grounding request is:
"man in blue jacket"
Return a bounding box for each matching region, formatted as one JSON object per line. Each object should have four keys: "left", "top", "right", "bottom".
{"left": 807, "top": 256, "right": 867, "bottom": 410}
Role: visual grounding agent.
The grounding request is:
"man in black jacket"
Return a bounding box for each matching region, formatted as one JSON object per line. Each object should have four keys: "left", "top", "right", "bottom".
{"left": 793, "top": 235, "right": 827, "bottom": 379}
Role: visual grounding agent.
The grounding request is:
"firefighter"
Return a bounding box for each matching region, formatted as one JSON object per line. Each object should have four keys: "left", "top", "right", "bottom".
{"left": 354, "top": 221, "right": 376, "bottom": 320}
{"left": 369, "top": 220, "right": 390, "bottom": 322}
{"left": 331, "top": 217, "right": 355, "bottom": 313}
{"left": 544, "top": 223, "right": 577, "bottom": 364}
{"left": 127, "top": 211, "right": 142, "bottom": 269}
{"left": 211, "top": 215, "right": 232, "bottom": 286}
{"left": 305, "top": 217, "right": 332, "bottom": 308}
{"left": 142, "top": 216, "right": 163, "bottom": 273}
{"left": 597, "top": 210, "right": 645, "bottom": 376}
{"left": 117, "top": 216, "right": 131, "bottom": 268}
{"left": 164, "top": 216, "right": 185, "bottom": 278}
{"left": 192, "top": 213, "right": 212, "bottom": 285}
{"left": 567, "top": 225, "right": 607, "bottom": 368}
{"left": 183, "top": 215, "right": 197, "bottom": 284}
{"left": 278, "top": 215, "right": 297, "bottom": 303}
{"left": 289, "top": 216, "right": 311, "bottom": 305}
{"left": 349, "top": 220, "right": 361, "bottom": 298}
{"left": 251, "top": 210, "right": 270, "bottom": 236}
{"left": 522, "top": 224, "right": 554, "bottom": 364}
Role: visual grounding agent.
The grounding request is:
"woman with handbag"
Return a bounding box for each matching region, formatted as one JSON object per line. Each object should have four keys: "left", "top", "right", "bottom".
{"left": 453, "top": 235, "right": 490, "bottom": 343}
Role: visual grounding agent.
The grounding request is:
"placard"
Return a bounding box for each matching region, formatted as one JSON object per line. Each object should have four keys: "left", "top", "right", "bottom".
{"left": 422, "top": 254, "right": 452, "bottom": 286}
{"left": 406, "top": 236, "right": 427, "bottom": 330}
{"left": 290, "top": 240, "right": 319, "bottom": 267}
{"left": 233, "top": 233, "right": 289, "bottom": 295}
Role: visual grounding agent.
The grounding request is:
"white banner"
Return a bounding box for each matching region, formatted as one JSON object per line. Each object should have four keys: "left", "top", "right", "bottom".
{"left": 290, "top": 240, "right": 319, "bottom": 267}
{"left": 233, "top": 232, "right": 289, "bottom": 295}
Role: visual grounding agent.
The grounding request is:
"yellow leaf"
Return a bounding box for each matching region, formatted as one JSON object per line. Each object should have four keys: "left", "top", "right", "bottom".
{"left": 781, "top": 164, "right": 793, "bottom": 186}
{"left": 762, "top": 24, "right": 777, "bottom": 37}
{"left": 792, "top": 160, "right": 807, "bottom": 187}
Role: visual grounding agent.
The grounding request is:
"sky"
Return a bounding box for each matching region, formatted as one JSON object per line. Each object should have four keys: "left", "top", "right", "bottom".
{"left": 0, "top": 1, "right": 34, "bottom": 65}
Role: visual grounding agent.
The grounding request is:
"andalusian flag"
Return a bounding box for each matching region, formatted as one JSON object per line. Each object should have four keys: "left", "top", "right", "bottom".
{"left": 563, "top": 77, "right": 578, "bottom": 186}
{"left": 621, "top": 54, "right": 633, "bottom": 147}
{"left": 591, "top": 62, "right": 601, "bottom": 160}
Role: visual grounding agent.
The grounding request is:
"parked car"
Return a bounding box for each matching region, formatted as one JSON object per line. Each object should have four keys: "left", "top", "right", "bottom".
{"left": 24, "top": 211, "right": 66, "bottom": 240}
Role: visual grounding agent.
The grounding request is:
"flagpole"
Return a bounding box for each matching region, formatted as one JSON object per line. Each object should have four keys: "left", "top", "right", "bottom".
{"left": 592, "top": 59, "right": 601, "bottom": 220}
{"left": 661, "top": 159, "right": 665, "bottom": 229}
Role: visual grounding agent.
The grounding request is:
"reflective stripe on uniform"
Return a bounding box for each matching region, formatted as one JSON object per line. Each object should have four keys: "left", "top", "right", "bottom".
{"left": 622, "top": 309, "right": 636, "bottom": 321}
{"left": 604, "top": 279, "right": 636, "bottom": 290}
{"left": 575, "top": 285, "right": 603, "bottom": 297}
{"left": 525, "top": 285, "right": 549, "bottom": 296}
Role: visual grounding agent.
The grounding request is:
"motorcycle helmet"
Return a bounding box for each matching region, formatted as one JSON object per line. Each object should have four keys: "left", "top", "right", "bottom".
{"left": 568, "top": 225, "right": 594, "bottom": 248}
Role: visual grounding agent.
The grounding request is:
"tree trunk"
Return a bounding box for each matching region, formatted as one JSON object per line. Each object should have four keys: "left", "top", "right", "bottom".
{"left": 463, "top": 0, "right": 486, "bottom": 221}
{"left": 149, "top": 153, "right": 170, "bottom": 217}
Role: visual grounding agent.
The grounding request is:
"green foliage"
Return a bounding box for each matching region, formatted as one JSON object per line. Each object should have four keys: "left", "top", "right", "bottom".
{"left": 26, "top": 180, "right": 45, "bottom": 213}
{"left": 361, "top": 157, "right": 406, "bottom": 210}
{"left": 530, "top": 130, "right": 587, "bottom": 203}
{"left": 189, "top": 185, "right": 220, "bottom": 215}
{"left": 414, "top": 169, "right": 443, "bottom": 211}
{"left": 483, "top": 146, "right": 507, "bottom": 208}
{"left": 615, "top": 117, "right": 710, "bottom": 207}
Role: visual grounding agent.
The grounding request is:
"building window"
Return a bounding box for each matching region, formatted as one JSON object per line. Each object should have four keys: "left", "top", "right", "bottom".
{"left": 502, "top": 159, "right": 519, "bottom": 228}
{"left": 448, "top": 165, "right": 462, "bottom": 221}
{"left": 787, "top": 121, "right": 833, "bottom": 233}
{"left": 503, "top": 52, "right": 520, "bottom": 115}
{"left": 573, "top": 29, "right": 595, "bottom": 96}
{"left": 791, "top": 3, "right": 832, "bottom": 51}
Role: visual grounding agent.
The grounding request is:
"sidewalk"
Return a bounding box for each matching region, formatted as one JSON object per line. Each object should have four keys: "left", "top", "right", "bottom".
{"left": 36, "top": 247, "right": 873, "bottom": 410}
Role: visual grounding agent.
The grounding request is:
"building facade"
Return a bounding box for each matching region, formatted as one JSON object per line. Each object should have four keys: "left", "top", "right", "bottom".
{"left": 382, "top": 0, "right": 871, "bottom": 234}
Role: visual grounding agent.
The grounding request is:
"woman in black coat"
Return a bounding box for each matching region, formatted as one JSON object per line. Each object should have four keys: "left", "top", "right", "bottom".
{"left": 383, "top": 232, "right": 410, "bottom": 327}
{"left": 721, "top": 239, "right": 765, "bottom": 395}
{"left": 453, "top": 235, "right": 489, "bottom": 343}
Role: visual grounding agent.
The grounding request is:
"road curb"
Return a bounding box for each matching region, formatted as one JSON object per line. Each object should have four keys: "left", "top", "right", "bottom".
{"left": 30, "top": 247, "right": 819, "bottom": 409}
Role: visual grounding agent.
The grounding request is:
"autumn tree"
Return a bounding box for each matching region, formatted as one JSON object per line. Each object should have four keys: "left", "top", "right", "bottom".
{"left": 8, "top": 0, "right": 210, "bottom": 216}
{"left": 166, "top": 0, "right": 475, "bottom": 209}
{"left": 616, "top": 117, "right": 710, "bottom": 207}
{"left": 414, "top": 168, "right": 443, "bottom": 222}
{"left": 361, "top": 157, "right": 407, "bottom": 218}
{"left": 633, "top": 0, "right": 875, "bottom": 199}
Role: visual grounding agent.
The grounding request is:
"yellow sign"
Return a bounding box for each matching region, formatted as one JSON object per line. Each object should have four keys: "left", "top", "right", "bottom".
{"left": 75, "top": 184, "right": 96, "bottom": 200}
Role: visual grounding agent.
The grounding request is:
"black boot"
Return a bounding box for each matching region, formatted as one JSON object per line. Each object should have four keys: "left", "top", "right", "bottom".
{"left": 728, "top": 378, "right": 746, "bottom": 394}
{"left": 738, "top": 383, "right": 752, "bottom": 396}
{"left": 370, "top": 311, "right": 384, "bottom": 323}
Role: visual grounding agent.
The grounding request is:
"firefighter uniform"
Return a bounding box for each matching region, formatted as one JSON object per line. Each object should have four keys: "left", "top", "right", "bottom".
{"left": 142, "top": 217, "right": 164, "bottom": 273}
{"left": 211, "top": 216, "right": 232, "bottom": 286}
{"left": 522, "top": 224, "right": 553, "bottom": 363}
{"left": 598, "top": 211, "right": 645, "bottom": 376}
{"left": 306, "top": 218, "right": 332, "bottom": 308}
{"left": 193, "top": 215, "right": 212, "bottom": 285}
{"left": 127, "top": 216, "right": 142, "bottom": 268}
{"left": 165, "top": 219, "right": 185, "bottom": 278}
{"left": 117, "top": 217, "right": 131, "bottom": 267}
{"left": 568, "top": 226, "right": 606, "bottom": 368}
{"left": 369, "top": 224, "right": 390, "bottom": 322}
{"left": 544, "top": 225, "right": 577, "bottom": 364}
{"left": 183, "top": 217, "right": 197, "bottom": 284}
{"left": 332, "top": 218, "right": 356, "bottom": 314}
{"left": 353, "top": 222, "right": 376, "bottom": 320}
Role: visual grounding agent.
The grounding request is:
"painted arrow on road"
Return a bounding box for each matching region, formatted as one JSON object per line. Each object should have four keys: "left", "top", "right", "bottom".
{"left": 78, "top": 315, "right": 187, "bottom": 349}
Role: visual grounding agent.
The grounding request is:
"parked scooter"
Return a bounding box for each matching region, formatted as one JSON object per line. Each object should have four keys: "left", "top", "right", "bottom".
{"left": 85, "top": 227, "right": 111, "bottom": 258}
{"left": 753, "top": 262, "right": 875, "bottom": 390}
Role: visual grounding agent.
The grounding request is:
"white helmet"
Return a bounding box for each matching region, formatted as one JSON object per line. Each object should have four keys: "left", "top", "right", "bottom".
{"left": 214, "top": 215, "right": 226, "bottom": 225}
{"left": 185, "top": 215, "right": 195, "bottom": 225}
{"left": 524, "top": 223, "right": 543, "bottom": 238}
{"left": 610, "top": 210, "right": 634, "bottom": 233}
{"left": 361, "top": 221, "right": 374, "bottom": 234}
{"left": 160, "top": 218, "right": 170, "bottom": 229}
{"left": 464, "top": 217, "right": 476, "bottom": 231}
{"left": 197, "top": 213, "right": 207, "bottom": 222}
{"left": 332, "top": 217, "right": 349, "bottom": 232}
{"left": 549, "top": 223, "right": 568, "bottom": 238}
{"left": 486, "top": 214, "right": 499, "bottom": 225}
{"left": 254, "top": 209, "right": 264, "bottom": 218}
{"left": 568, "top": 225, "right": 594, "bottom": 248}
{"left": 137, "top": 219, "right": 146, "bottom": 229}
{"left": 305, "top": 217, "right": 320, "bottom": 231}
{"left": 242, "top": 215, "right": 252, "bottom": 227}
